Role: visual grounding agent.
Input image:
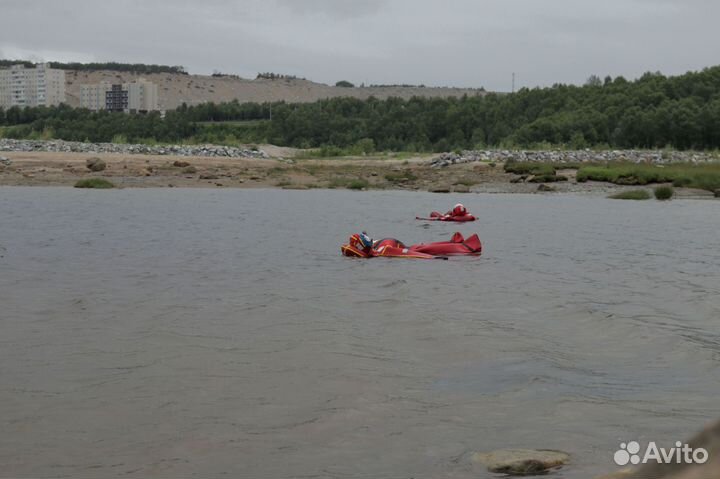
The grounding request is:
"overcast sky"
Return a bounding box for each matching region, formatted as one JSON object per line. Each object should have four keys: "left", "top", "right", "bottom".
{"left": 1, "top": 0, "right": 718, "bottom": 91}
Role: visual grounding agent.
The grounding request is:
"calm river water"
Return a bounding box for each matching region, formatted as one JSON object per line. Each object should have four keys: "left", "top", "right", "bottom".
{"left": 1, "top": 187, "right": 719, "bottom": 478}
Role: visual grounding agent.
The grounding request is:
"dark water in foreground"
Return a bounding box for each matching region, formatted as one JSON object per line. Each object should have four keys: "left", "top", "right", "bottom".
{"left": 1, "top": 187, "right": 719, "bottom": 478}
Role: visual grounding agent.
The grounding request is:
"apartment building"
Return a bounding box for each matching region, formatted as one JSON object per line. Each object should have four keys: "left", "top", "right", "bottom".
{"left": 126, "top": 79, "right": 158, "bottom": 113}
{"left": 0, "top": 63, "right": 66, "bottom": 108}
{"left": 105, "top": 84, "right": 129, "bottom": 112}
{"left": 79, "top": 82, "right": 113, "bottom": 111}
{"left": 80, "top": 78, "right": 158, "bottom": 113}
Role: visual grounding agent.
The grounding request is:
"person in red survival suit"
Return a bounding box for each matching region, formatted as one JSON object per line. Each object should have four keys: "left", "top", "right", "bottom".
{"left": 446, "top": 203, "right": 468, "bottom": 218}
{"left": 348, "top": 231, "right": 375, "bottom": 256}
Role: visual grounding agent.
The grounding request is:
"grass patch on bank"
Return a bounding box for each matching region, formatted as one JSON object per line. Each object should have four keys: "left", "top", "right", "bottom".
{"left": 454, "top": 177, "right": 479, "bottom": 187}
{"left": 347, "top": 179, "right": 369, "bottom": 190}
{"left": 74, "top": 178, "right": 115, "bottom": 189}
{"left": 384, "top": 170, "right": 418, "bottom": 183}
{"left": 654, "top": 185, "right": 674, "bottom": 200}
{"left": 294, "top": 139, "right": 377, "bottom": 159}
{"left": 528, "top": 174, "right": 568, "bottom": 183}
{"left": 328, "top": 177, "right": 369, "bottom": 190}
{"left": 504, "top": 160, "right": 557, "bottom": 176}
{"left": 504, "top": 160, "right": 574, "bottom": 182}
{"left": 608, "top": 189, "right": 651, "bottom": 200}
{"left": 577, "top": 163, "right": 720, "bottom": 192}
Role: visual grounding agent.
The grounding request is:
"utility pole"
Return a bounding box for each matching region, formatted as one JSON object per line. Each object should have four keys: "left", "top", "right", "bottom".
{"left": 512, "top": 72, "right": 515, "bottom": 94}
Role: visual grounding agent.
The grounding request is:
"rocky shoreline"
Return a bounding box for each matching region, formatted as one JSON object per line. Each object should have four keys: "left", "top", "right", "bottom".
{"left": 430, "top": 149, "right": 719, "bottom": 168}
{"left": 0, "top": 138, "right": 268, "bottom": 159}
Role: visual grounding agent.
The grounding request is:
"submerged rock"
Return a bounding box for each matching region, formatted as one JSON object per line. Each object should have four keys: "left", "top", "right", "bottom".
{"left": 472, "top": 448, "right": 570, "bottom": 476}
{"left": 537, "top": 183, "right": 557, "bottom": 192}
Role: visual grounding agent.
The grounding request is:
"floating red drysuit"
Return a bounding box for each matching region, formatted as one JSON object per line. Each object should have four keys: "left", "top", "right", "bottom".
{"left": 341, "top": 232, "right": 482, "bottom": 259}
{"left": 415, "top": 211, "right": 478, "bottom": 222}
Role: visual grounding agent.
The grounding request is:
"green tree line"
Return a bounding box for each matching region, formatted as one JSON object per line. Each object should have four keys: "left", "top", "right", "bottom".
{"left": 0, "top": 59, "right": 186, "bottom": 74}
{"left": 2, "top": 66, "right": 720, "bottom": 150}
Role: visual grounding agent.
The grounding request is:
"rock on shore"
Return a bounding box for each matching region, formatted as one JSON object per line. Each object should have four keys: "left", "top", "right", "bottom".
{"left": 430, "top": 150, "right": 718, "bottom": 168}
{"left": 0, "top": 139, "right": 268, "bottom": 159}
{"left": 86, "top": 158, "right": 107, "bottom": 171}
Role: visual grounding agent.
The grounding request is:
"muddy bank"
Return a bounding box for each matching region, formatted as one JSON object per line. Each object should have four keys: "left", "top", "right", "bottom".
{"left": 0, "top": 147, "right": 717, "bottom": 198}
{"left": 0, "top": 150, "right": 647, "bottom": 195}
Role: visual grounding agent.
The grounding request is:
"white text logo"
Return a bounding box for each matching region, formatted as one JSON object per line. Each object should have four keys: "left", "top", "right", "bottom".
{"left": 614, "top": 441, "right": 708, "bottom": 466}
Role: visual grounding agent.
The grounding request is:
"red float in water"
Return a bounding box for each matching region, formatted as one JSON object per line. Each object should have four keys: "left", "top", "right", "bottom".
{"left": 341, "top": 232, "right": 482, "bottom": 259}
{"left": 416, "top": 211, "right": 477, "bottom": 222}
{"left": 417, "top": 203, "right": 477, "bottom": 222}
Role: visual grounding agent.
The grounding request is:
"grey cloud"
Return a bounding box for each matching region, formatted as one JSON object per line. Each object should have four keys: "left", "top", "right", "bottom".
{"left": 0, "top": 0, "right": 718, "bottom": 91}
{"left": 274, "top": 0, "right": 387, "bottom": 18}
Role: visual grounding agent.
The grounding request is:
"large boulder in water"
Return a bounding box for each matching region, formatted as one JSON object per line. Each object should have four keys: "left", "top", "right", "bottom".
{"left": 472, "top": 448, "right": 570, "bottom": 475}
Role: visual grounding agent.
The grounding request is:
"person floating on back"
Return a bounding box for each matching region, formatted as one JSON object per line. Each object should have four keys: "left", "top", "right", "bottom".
{"left": 417, "top": 203, "right": 477, "bottom": 222}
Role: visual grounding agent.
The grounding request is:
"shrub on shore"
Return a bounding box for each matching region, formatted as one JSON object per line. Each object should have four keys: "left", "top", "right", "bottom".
{"left": 528, "top": 174, "right": 568, "bottom": 183}
{"left": 654, "top": 186, "right": 674, "bottom": 200}
{"left": 347, "top": 179, "right": 369, "bottom": 190}
{"left": 608, "top": 189, "right": 651, "bottom": 200}
{"left": 74, "top": 178, "right": 115, "bottom": 189}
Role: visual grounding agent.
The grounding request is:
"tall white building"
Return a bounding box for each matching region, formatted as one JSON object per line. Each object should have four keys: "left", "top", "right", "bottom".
{"left": 80, "top": 78, "right": 159, "bottom": 113}
{"left": 79, "top": 82, "right": 112, "bottom": 111}
{"left": 126, "top": 79, "right": 158, "bottom": 113}
{"left": 0, "top": 63, "right": 66, "bottom": 108}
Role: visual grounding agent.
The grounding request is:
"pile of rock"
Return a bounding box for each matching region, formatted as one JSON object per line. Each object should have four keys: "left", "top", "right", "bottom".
{"left": 429, "top": 149, "right": 718, "bottom": 168}
{"left": 0, "top": 156, "right": 11, "bottom": 166}
{"left": 0, "top": 139, "right": 268, "bottom": 159}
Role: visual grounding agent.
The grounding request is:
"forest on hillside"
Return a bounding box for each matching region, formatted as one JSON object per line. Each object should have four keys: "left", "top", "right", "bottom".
{"left": 2, "top": 66, "right": 720, "bottom": 151}
{"left": 0, "top": 59, "right": 186, "bottom": 74}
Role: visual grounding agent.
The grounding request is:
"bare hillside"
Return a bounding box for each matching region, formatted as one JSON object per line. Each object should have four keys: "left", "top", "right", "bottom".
{"left": 64, "top": 70, "right": 486, "bottom": 110}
